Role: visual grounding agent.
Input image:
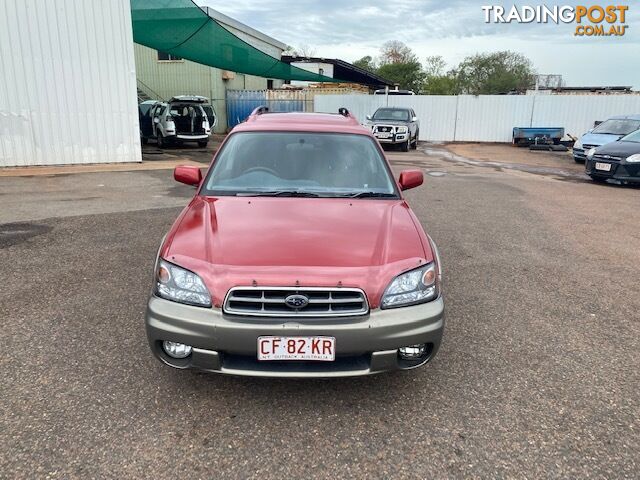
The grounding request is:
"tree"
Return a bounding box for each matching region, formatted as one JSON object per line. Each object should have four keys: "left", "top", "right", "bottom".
{"left": 422, "top": 56, "right": 458, "bottom": 95}
{"left": 375, "top": 41, "right": 424, "bottom": 92}
{"left": 453, "top": 51, "right": 535, "bottom": 95}
{"left": 377, "top": 61, "right": 425, "bottom": 93}
{"left": 379, "top": 40, "right": 417, "bottom": 65}
{"left": 353, "top": 55, "right": 377, "bottom": 73}
{"left": 283, "top": 43, "right": 316, "bottom": 58}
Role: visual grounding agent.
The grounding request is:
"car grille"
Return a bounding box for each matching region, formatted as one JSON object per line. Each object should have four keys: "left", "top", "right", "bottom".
{"left": 592, "top": 154, "right": 622, "bottom": 161}
{"left": 375, "top": 125, "right": 394, "bottom": 133}
{"left": 223, "top": 287, "right": 369, "bottom": 317}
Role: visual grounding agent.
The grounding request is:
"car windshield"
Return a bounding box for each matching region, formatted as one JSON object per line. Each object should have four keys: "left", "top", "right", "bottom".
{"left": 591, "top": 119, "right": 640, "bottom": 135}
{"left": 372, "top": 109, "right": 410, "bottom": 122}
{"left": 202, "top": 132, "right": 398, "bottom": 198}
{"left": 621, "top": 129, "right": 640, "bottom": 143}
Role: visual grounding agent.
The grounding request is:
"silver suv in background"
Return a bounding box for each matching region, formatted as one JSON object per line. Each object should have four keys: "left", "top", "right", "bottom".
{"left": 364, "top": 107, "right": 419, "bottom": 152}
{"left": 141, "top": 95, "right": 216, "bottom": 148}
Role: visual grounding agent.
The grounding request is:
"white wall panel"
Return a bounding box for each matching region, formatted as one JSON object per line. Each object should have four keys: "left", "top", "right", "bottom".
{"left": 531, "top": 95, "right": 640, "bottom": 137}
{"left": 454, "top": 95, "right": 534, "bottom": 142}
{"left": 0, "top": 0, "right": 140, "bottom": 167}
{"left": 315, "top": 94, "right": 640, "bottom": 143}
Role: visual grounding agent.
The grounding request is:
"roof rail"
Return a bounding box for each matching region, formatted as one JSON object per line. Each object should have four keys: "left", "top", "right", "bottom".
{"left": 248, "top": 105, "right": 269, "bottom": 119}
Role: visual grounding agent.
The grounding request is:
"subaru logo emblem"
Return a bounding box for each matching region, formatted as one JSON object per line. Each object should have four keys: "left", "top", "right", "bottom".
{"left": 284, "top": 294, "right": 309, "bottom": 309}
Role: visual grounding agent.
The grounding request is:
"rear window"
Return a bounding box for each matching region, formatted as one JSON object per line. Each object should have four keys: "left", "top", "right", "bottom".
{"left": 202, "top": 132, "right": 397, "bottom": 197}
{"left": 592, "top": 119, "right": 640, "bottom": 135}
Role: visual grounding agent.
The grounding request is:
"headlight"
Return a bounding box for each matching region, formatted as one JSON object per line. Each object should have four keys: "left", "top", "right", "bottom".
{"left": 381, "top": 263, "right": 438, "bottom": 309}
{"left": 396, "top": 126, "right": 408, "bottom": 133}
{"left": 586, "top": 147, "right": 596, "bottom": 159}
{"left": 155, "top": 258, "right": 211, "bottom": 307}
{"left": 573, "top": 138, "right": 583, "bottom": 150}
{"left": 626, "top": 154, "right": 640, "bottom": 163}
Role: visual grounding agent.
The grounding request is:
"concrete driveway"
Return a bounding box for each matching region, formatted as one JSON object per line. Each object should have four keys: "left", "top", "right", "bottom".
{"left": 1, "top": 143, "right": 638, "bottom": 478}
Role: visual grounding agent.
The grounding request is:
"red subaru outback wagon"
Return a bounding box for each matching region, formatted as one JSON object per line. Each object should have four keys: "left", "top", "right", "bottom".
{"left": 145, "top": 107, "right": 444, "bottom": 377}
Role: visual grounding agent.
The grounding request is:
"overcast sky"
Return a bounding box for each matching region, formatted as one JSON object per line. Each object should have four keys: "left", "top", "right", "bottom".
{"left": 199, "top": 1, "right": 639, "bottom": 88}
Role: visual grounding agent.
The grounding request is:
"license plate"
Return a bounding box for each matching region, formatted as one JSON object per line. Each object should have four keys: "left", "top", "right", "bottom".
{"left": 595, "top": 162, "right": 612, "bottom": 171}
{"left": 257, "top": 336, "right": 335, "bottom": 361}
{"left": 376, "top": 132, "right": 392, "bottom": 139}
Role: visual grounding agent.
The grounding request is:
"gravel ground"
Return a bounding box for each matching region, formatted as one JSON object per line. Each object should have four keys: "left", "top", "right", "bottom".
{"left": 1, "top": 144, "right": 638, "bottom": 479}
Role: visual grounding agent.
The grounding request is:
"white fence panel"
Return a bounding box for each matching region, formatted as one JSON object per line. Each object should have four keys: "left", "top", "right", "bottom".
{"left": 531, "top": 95, "right": 640, "bottom": 137}
{"left": 454, "top": 95, "right": 534, "bottom": 142}
{"left": 314, "top": 94, "right": 385, "bottom": 126}
{"left": 388, "top": 96, "right": 458, "bottom": 141}
{"left": 315, "top": 94, "right": 640, "bottom": 143}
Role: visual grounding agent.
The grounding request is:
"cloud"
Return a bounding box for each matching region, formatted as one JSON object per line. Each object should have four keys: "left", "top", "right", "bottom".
{"left": 197, "top": 0, "right": 639, "bottom": 87}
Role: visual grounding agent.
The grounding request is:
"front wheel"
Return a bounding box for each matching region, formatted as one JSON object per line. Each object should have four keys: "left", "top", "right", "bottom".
{"left": 401, "top": 138, "right": 410, "bottom": 152}
{"left": 411, "top": 131, "right": 419, "bottom": 149}
{"left": 157, "top": 133, "right": 165, "bottom": 148}
{"left": 197, "top": 140, "right": 208, "bottom": 148}
{"left": 574, "top": 157, "right": 584, "bottom": 163}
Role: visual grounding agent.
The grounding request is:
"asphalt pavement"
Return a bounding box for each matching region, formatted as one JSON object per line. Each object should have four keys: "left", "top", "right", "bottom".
{"left": 1, "top": 144, "right": 638, "bottom": 479}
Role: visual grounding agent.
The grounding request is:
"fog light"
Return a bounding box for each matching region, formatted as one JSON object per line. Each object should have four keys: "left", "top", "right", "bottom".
{"left": 162, "top": 341, "right": 192, "bottom": 359}
{"left": 398, "top": 344, "right": 427, "bottom": 360}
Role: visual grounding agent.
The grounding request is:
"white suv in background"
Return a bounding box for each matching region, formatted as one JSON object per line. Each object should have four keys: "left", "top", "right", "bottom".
{"left": 145, "top": 95, "right": 216, "bottom": 148}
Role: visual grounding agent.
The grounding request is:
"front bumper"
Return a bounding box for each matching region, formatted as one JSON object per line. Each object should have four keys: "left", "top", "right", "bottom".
{"left": 375, "top": 133, "right": 408, "bottom": 144}
{"left": 585, "top": 158, "right": 640, "bottom": 183}
{"left": 175, "top": 134, "right": 210, "bottom": 141}
{"left": 572, "top": 148, "right": 586, "bottom": 162}
{"left": 145, "top": 296, "right": 445, "bottom": 377}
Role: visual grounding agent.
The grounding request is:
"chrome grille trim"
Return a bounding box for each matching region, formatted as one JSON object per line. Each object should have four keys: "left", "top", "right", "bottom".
{"left": 223, "top": 286, "right": 369, "bottom": 317}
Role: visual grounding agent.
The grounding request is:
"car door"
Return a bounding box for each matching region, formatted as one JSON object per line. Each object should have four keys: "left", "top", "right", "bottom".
{"left": 152, "top": 105, "right": 165, "bottom": 137}
{"left": 410, "top": 109, "right": 419, "bottom": 138}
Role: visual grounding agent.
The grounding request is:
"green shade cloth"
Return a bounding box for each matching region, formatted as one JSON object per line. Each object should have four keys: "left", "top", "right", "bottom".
{"left": 131, "top": 0, "right": 339, "bottom": 82}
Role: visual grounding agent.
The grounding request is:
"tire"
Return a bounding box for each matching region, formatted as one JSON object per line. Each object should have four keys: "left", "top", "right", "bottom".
{"left": 574, "top": 157, "right": 585, "bottom": 163}
{"left": 197, "top": 140, "right": 208, "bottom": 148}
{"left": 157, "top": 133, "right": 164, "bottom": 148}
{"left": 411, "top": 131, "right": 418, "bottom": 149}
{"left": 401, "top": 138, "right": 410, "bottom": 152}
{"left": 141, "top": 136, "right": 148, "bottom": 145}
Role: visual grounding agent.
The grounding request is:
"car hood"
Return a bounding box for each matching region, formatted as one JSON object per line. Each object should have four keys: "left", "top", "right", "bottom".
{"left": 579, "top": 132, "right": 625, "bottom": 148}
{"left": 162, "top": 196, "right": 432, "bottom": 308}
{"left": 370, "top": 120, "right": 409, "bottom": 126}
{"left": 593, "top": 140, "right": 640, "bottom": 158}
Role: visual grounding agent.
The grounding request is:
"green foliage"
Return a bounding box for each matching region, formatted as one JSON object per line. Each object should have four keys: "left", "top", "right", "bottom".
{"left": 377, "top": 61, "right": 425, "bottom": 93}
{"left": 356, "top": 42, "right": 536, "bottom": 95}
{"left": 452, "top": 51, "right": 535, "bottom": 95}
{"left": 353, "top": 56, "right": 377, "bottom": 73}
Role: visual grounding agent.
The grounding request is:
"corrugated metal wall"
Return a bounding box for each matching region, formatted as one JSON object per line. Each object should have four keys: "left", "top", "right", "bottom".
{"left": 0, "top": 0, "right": 140, "bottom": 167}
{"left": 315, "top": 94, "right": 640, "bottom": 142}
{"left": 134, "top": 44, "right": 285, "bottom": 134}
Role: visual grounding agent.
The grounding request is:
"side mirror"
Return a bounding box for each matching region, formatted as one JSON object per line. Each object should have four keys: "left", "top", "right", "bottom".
{"left": 399, "top": 169, "right": 423, "bottom": 191}
{"left": 412, "top": 116, "right": 418, "bottom": 122}
{"left": 366, "top": 115, "right": 372, "bottom": 120}
{"left": 153, "top": 117, "right": 160, "bottom": 124}
{"left": 174, "top": 165, "right": 202, "bottom": 186}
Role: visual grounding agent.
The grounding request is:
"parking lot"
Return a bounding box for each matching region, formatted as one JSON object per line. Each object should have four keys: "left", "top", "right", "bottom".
{"left": 1, "top": 143, "right": 639, "bottom": 478}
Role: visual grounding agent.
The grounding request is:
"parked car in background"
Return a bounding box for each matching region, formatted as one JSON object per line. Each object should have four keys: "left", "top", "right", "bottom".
{"left": 373, "top": 88, "right": 416, "bottom": 95}
{"left": 364, "top": 107, "right": 419, "bottom": 152}
{"left": 584, "top": 129, "right": 640, "bottom": 184}
{"left": 572, "top": 114, "right": 640, "bottom": 163}
{"left": 139, "top": 96, "right": 216, "bottom": 148}
{"left": 145, "top": 107, "right": 444, "bottom": 377}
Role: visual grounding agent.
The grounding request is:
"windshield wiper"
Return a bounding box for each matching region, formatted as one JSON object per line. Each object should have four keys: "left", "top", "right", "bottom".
{"left": 235, "top": 190, "right": 322, "bottom": 197}
{"left": 344, "top": 192, "right": 397, "bottom": 198}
